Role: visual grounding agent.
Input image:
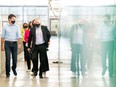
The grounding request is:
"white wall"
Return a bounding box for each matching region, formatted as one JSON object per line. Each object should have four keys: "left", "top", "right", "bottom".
{"left": 60, "top": 0, "right": 116, "bottom": 6}
{"left": 0, "top": 0, "right": 48, "bottom": 6}
{"left": 0, "top": 37, "right": 5, "bottom": 74}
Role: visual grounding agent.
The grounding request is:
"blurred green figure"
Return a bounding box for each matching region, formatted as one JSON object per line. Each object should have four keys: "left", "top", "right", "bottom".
{"left": 97, "top": 14, "right": 116, "bottom": 77}
{"left": 70, "top": 19, "right": 87, "bottom": 77}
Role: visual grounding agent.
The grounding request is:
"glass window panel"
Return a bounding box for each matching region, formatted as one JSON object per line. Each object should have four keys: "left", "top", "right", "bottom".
{"left": 2, "top": 15, "right": 8, "bottom": 21}
{"left": 105, "top": 7, "right": 114, "bottom": 14}
{"left": 24, "top": 7, "right": 28, "bottom": 15}
{"left": 40, "top": 15, "right": 48, "bottom": 25}
{"left": 27, "top": 16, "right": 36, "bottom": 21}
{"left": 35, "top": 8, "right": 40, "bottom": 14}
{"left": 27, "top": 7, "right": 36, "bottom": 15}
{"left": 0, "top": 8, "right": 1, "bottom": 14}
{"left": 36, "top": 7, "right": 48, "bottom": 15}
{"left": 16, "top": 15, "right": 23, "bottom": 21}
{"left": 9, "top": 7, "right": 22, "bottom": 15}
{"left": 2, "top": 7, "right": 9, "bottom": 14}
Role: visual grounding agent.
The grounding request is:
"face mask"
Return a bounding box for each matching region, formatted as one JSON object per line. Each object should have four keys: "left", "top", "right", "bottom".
{"left": 11, "top": 21, "right": 15, "bottom": 24}
{"left": 103, "top": 18, "right": 110, "bottom": 24}
{"left": 23, "top": 26, "right": 28, "bottom": 28}
{"left": 35, "top": 24, "right": 40, "bottom": 27}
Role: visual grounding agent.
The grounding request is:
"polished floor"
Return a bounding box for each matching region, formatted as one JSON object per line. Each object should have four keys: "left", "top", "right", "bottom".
{"left": 0, "top": 36, "right": 116, "bottom": 87}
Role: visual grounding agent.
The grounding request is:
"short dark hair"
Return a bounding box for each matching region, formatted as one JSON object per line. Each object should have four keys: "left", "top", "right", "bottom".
{"left": 8, "top": 14, "right": 16, "bottom": 19}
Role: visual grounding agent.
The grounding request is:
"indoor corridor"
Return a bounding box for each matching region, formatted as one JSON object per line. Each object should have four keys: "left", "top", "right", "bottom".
{"left": 0, "top": 36, "right": 116, "bottom": 87}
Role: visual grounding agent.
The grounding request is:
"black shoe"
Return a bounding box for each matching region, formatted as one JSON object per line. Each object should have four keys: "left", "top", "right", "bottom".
{"left": 13, "top": 70, "right": 17, "bottom": 76}
{"left": 39, "top": 75, "right": 43, "bottom": 79}
{"left": 34, "top": 72, "right": 37, "bottom": 76}
{"left": 6, "top": 74, "right": 10, "bottom": 78}
{"left": 102, "top": 67, "right": 107, "bottom": 76}
{"left": 39, "top": 72, "right": 43, "bottom": 78}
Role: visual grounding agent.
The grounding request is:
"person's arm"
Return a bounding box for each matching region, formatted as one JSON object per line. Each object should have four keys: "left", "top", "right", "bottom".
{"left": 69, "top": 25, "right": 75, "bottom": 45}
{"left": 46, "top": 26, "right": 51, "bottom": 41}
{"left": 28, "top": 28, "right": 32, "bottom": 52}
{"left": 1, "top": 38, "right": 4, "bottom": 51}
{"left": 18, "top": 38, "right": 22, "bottom": 49}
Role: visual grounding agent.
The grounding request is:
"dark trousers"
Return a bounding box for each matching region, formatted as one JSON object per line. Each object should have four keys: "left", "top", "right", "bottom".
{"left": 32, "top": 44, "right": 49, "bottom": 76}
{"left": 23, "top": 41, "right": 27, "bottom": 61}
{"left": 25, "top": 46, "right": 31, "bottom": 69}
{"left": 71, "top": 44, "right": 86, "bottom": 73}
{"left": 101, "top": 41, "right": 114, "bottom": 75}
{"left": 4, "top": 41, "right": 18, "bottom": 75}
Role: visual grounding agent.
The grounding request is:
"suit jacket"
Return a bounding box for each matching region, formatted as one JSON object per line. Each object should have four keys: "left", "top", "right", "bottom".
{"left": 28, "top": 25, "right": 51, "bottom": 52}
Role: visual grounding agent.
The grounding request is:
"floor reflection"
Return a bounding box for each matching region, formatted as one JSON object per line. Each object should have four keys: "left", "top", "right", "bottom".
{"left": 0, "top": 36, "right": 116, "bottom": 87}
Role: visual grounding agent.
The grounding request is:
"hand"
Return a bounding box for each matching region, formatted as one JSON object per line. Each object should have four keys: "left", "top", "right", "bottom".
{"left": 48, "top": 42, "right": 50, "bottom": 47}
{"left": 28, "top": 48, "right": 31, "bottom": 53}
{"left": 18, "top": 44, "right": 21, "bottom": 49}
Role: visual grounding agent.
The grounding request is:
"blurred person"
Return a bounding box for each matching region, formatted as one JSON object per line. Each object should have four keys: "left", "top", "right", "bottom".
{"left": 24, "top": 24, "right": 31, "bottom": 72}
{"left": 27, "top": 18, "right": 51, "bottom": 78}
{"left": 28, "top": 19, "right": 35, "bottom": 73}
{"left": 97, "top": 14, "right": 116, "bottom": 77}
{"left": 1, "top": 14, "right": 22, "bottom": 78}
{"left": 21, "top": 23, "right": 28, "bottom": 61}
{"left": 28, "top": 21, "right": 33, "bottom": 29}
{"left": 70, "top": 19, "right": 86, "bottom": 77}
{"left": 32, "top": 19, "right": 35, "bottom": 28}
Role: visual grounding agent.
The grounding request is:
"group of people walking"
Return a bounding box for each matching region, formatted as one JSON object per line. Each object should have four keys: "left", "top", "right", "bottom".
{"left": 1, "top": 14, "right": 51, "bottom": 79}
{"left": 1, "top": 13, "right": 116, "bottom": 79}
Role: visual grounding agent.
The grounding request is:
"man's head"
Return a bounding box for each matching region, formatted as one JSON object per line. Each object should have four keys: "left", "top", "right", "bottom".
{"left": 33, "top": 18, "right": 41, "bottom": 27}
{"left": 8, "top": 14, "right": 16, "bottom": 25}
{"left": 103, "top": 14, "right": 111, "bottom": 24}
{"left": 78, "top": 18, "right": 85, "bottom": 27}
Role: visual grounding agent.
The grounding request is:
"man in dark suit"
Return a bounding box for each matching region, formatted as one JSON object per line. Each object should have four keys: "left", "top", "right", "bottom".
{"left": 28, "top": 18, "right": 51, "bottom": 78}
